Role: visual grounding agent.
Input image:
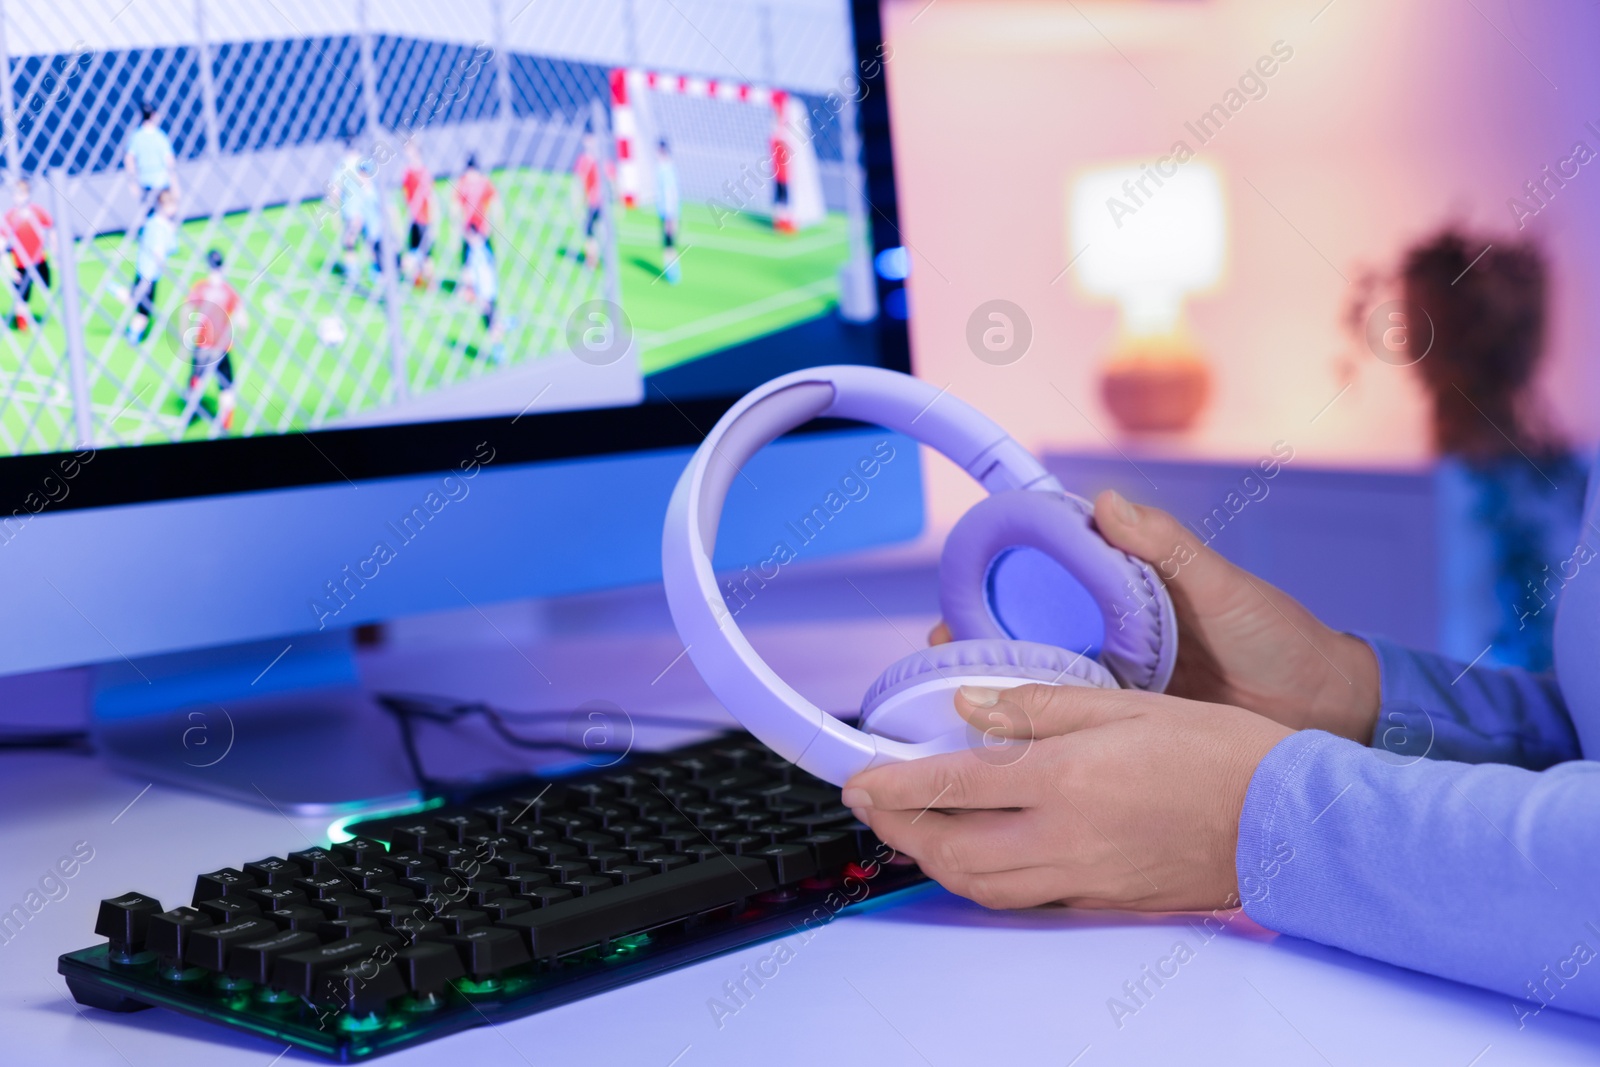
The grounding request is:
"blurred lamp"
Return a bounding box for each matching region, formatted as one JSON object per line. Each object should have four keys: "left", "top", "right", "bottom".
{"left": 1070, "top": 160, "right": 1226, "bottom": 432}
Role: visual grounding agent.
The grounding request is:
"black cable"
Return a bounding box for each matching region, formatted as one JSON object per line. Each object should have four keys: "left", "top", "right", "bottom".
{"left": 373, "top": 692, "right": 731, "bottom": 795}
{"left": 0, "top": 730, "right": 92, "bottom": 753}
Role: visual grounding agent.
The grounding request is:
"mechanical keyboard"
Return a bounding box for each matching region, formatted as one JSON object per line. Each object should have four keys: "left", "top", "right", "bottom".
{"left": 59, "top": 731, "right": 926, "bottom": 1060}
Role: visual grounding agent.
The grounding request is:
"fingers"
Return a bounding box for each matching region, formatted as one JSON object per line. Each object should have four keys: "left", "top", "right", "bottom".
{"left": 844, "top": 748, "right": 1038, "bottom": 813}
{"left": 954, "top": 681, "right": 1148, "bottom": 740}
{"left": 863, "top": 806, "right": 1042, "bottom": 878}
{"left": 928, "top": 620, "right": 952, "bottom": 646}
{"left": 1092, "top": 489, "right": 1249, "bottom": 612}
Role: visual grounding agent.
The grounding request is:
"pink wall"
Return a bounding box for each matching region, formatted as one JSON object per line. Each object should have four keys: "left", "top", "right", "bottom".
{"left": 881, "top": 0, "right": 1600, "bottom": 533}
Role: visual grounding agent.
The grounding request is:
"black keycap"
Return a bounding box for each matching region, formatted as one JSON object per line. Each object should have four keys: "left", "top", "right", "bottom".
{"left": 611, "top": 865, "right": 654, "bottom": 884}
{"left": 397, "top": 921, "right": 448, "bottom": 944}
{"left": 433, "top": 814, "right": 486, "bottom": 842}
{"left": 287, "top": 848, "right": 343, "bottom": 878}
{"left": 657, "top": 830, "right": 700, "bottom": 851}
{"left": 601, "top": 772, "right": 644, "bottom": 797}
{"left": 317, "top": 960, "right": 407, "bottom": 1015}
{"left": 396, "top": 941, "right": 464, "bottom": 997}
{"left": 545, "top": 813, "right": 594, "bottom": 836}
{"left": 447, "top": 927, "right": 531, "bottom": 978}
{"left": 472, "top": 804, "right": 519, "bottom": 832}
{"left": 626, "top": 841, "right": 666, "bottom": 862}
{"left": 754, "top": 823, "right": 802, "bottom": 843}
{"left": 312, "top": 893, "right": 374, "bottom": 920}
{"left": 529, "top": 841, "right": 580, "bottom": 863}
{"left": 605, "top": 822, "right": 653, "bottom": 846}
{"left": 487, "top": 850, "right": 543, "bottom": 876}
{"left": 681, "top": 803, "right": 722, "bottom": 826}
{"left": 466, "top": 834, "right": 521, "bottom": 858}
{"left": 266, "top": 905, "right": 325, "bottom": 932}
{"left": 373, "top": 904, "right": 432, "bottom": 931}
{"left": 789, "top": 808, "right": 856, "bottom": 833}
{"left": 589, "top": 851, "right": 630, "bottom": 873}
{"left": 435, "top": 909, "right": 491, "bottom": 935}
{"left": 145, "top": 906, "right": 211, "bottom": 962}
{"left": 186, "top": 916, "right": 279, "bottom": 971}
{"left": 226, "top": 929, "right": 319, "bottom": 983}
{"left": 196, "top": 898, "right": 261, "bottom": 925}
{"left": 753, "top": 843, "right": 817, "bottom": 884}
{"left": 246, "top": 886, "right": 305, "bottom": 910}
{"left": 717, "top": 834, "right": 764, "bottom": 855}
{"left": 843, "top": 820, "right": 881, "bottom": 857}
{"left": 503, "top": 823, "right": 559, "bottom": 850}
{"left": 458, "top": 879, "right": 511, "bottom": 907}
{"left": 424, "top": 844, "right": 479, "bottom": 871}
{"left": 318, "top": 917, "right": 380, "bottom": 941}
{"left": 294, "top": 875, "right": 348, "bottom": 901}
{"left": 242, "top": 858, "right": 303, "bottom": 887}
{"left": 356, "top": 883, "right": 417, "bottom": 909}
{"left": 543, "top": 859, "right": 590, "bottom": 882}
{"left": 700, "top": 770, "right": 765, "bottom": 798}
{"left": 682, "top": 844, "right": 724, "bottom": 864}
{"left": 525, "top": 886, "right": 575, "bottom": 908}
{"left": 340, "top": 838, "right": 388, "bottom": 866}
{"left": 271, "top": 931, "right": 400, "bottom": 999}
{"left": 379, "top": 851, "right": 436, "bottom": 879}
{"left": 506, "top": 794, "right": 557, "bottom": 824}
{"left": 570, "top": 830, "right": 617, "bottom": 856}
{"left": 385, "top": 823, "right": 447, "bottom": 854}
{"left": 562, "top": 874, "right": 614, "bottom": 897}
{"left": 781, "top": 785, "right": 841, "bottom": 812}
{"left": 479, "top": 897, "right": 533, "bottom": 921}
{"left": 505, "top": 872, "right": 553, "bottom": 896}
{"left": 95, "top": 892, "right": 164, "bottom": 952}
{"left": 339, "top": 865, "right": 394, "bottom": 890}
{"left": 646, "top": 854, "right": 692, "bottom": 875}
{"left": 797, "top": 831, "right": 858, "bottom": 873}
{"left": 700, "top": 821, "right": 739, "bottom": 839}
{"left": 498, "top": 855, "right": 776, "bottom": 959}
{"left": 578, "top": 803, "right": 629, "bottom": 828}
{"left": 672, "top": 756, "right": 719, "bottom": 780}
{"left": 567, "top": 782, "right": 613, "bottom": 805}
{"left": 192, "top": 869, "right": 256, "bottom": 905}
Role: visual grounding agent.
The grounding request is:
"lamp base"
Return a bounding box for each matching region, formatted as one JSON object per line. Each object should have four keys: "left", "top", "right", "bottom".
{"left": 1100, "top": 341, "right": 1211, "bottom": 433}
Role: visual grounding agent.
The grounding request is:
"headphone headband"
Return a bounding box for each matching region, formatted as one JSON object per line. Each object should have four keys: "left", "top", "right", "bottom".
{"left": 664, "top": 366, "right": 1064, "bottom": 783}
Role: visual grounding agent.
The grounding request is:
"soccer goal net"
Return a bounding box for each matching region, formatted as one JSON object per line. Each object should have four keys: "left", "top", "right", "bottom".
{"left": 611, "top": 69, "right": 826, "bottom": 231}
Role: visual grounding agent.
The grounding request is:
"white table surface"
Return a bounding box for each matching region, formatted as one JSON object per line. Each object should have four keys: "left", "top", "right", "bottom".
{"left": 5, "top": 572, "right": 1600, "bottom": 1066}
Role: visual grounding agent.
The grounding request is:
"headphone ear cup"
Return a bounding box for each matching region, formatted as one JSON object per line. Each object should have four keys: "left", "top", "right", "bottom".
{"left": 939, "top": 489, "right": 1177, "bottom": 692}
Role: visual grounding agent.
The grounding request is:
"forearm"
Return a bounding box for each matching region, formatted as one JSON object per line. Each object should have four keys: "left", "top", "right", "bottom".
{"left": 1361, "top": 636, "right": 1580, "bottom": 767}
{"left": 1238, "top": 730, "right": 1600, "bottom": 1024}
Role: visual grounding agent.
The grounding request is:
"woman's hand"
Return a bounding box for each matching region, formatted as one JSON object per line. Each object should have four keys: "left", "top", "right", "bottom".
{"left": 929, "top": 490, "right": 1381, "bottom": 743}
{"left": 843, "top": 682, "right": 1291, "bottom": 911}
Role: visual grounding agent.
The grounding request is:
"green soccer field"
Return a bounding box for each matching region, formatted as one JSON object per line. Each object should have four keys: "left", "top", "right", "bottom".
{"left": 0, "top": 167, "right": 851, "bottom": 455}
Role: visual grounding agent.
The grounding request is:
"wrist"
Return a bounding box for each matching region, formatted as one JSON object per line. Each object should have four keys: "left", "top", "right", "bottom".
{"left": 1318, "top": 632, "right": 1380, "bottom": 743}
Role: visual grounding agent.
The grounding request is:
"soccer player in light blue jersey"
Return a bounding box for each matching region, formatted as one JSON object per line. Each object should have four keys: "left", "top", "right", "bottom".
{"left": 655, "top": 138, "right": 682, "bottom": 285}
{"left": 124, "top": 103, "right": 179, "bottom": 220}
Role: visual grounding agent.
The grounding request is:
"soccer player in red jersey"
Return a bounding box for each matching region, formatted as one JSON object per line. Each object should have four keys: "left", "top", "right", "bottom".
{"left": 574, "top": 133, "right": 605, "bottom": 267}
{"left": 400, "top": 141, "right": 435, "bottom": 288}
{"left": 453, "top": 153, "right": 498, "bottom": 270}
{"left": 2, "top": 178, "right": 55, "bottom": 329}
{"left": 769, "top": 119, "right": 795, "bottom": 235}
{"left": 184, "top": 249, "right": 245, "bottom": 433}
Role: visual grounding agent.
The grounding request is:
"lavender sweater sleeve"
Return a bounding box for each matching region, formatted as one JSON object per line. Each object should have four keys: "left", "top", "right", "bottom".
{"left": 1236, "top": 637, "right": 1600, "bottom": 1024}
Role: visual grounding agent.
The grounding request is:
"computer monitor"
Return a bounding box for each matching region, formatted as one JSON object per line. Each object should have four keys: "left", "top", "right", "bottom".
{"left": 0, "top": 0, "right": 921, "bottom": 808}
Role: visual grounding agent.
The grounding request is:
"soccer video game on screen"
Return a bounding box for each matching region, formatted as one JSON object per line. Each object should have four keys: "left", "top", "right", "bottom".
{"left": 0, "top": 0, "right": 883, "bottom": 457}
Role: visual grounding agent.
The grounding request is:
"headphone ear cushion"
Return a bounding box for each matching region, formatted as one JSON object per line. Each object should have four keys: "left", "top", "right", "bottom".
{"left": 860, "top": 638, "right": 1118, "bottom": 720}
{"left": 939, "top": 490, "right": 1177, "bottom": 692}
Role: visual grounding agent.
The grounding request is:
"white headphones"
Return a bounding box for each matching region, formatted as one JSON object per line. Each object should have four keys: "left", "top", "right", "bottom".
{"left": 662, "top": 366, "right": 1176, "bottom": 786}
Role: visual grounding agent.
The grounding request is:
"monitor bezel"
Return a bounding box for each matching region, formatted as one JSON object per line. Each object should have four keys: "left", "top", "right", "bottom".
{"left": 0, "top": 0, "right": 908, "bottom": 515}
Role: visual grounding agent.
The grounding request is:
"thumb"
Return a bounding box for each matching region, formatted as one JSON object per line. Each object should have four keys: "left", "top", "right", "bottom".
{"left": 954, "top": 680, "right": 1142, "bottom": 740}
{"left": 1092, "top": 489, "right": 1247, "bottom": 612}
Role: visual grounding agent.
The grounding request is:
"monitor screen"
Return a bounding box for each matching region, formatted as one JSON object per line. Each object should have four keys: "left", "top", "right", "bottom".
{"left": 0, "top": 0, "right": 906, "bottom": 510}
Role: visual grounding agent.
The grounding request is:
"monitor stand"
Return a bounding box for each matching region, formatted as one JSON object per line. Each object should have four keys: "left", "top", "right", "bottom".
{"left": 88, "top": 631, "right": 422, "bottom": 816}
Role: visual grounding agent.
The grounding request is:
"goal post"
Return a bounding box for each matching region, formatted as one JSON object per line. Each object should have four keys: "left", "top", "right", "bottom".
{"left": 610, "top": 68, "right": 826, "bottom": 231}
